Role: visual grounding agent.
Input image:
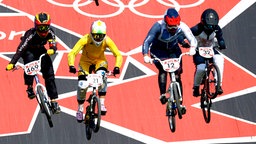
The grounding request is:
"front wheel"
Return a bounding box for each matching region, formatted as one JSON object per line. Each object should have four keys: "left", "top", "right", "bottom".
{"left": 173, "top": 84, "right": 182, "bottom": 119}
{"left": 37, "top": 85, "right": 53, "bottom": 127}
{"left": 85, "top": 123, "right": 92, "bottom": 140}
{"left": 167, "top": 108, "right": 176, "bottom": 132}
{"left": 207, "top": 64, "right": 221, "bottom": 99}
{"left": 91, "top": 96, "right": 101, "bottom": 132}
{"left": 201, "top": 94, "right": 211, "bottom": 123}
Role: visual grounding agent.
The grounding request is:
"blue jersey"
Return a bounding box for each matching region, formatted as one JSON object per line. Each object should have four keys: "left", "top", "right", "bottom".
{"left": 142, "top": 20, "right": 197, "bottom": 59}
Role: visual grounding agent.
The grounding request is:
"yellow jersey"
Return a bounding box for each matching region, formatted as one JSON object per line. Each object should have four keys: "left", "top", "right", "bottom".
{"left": 68, "top": 34, "right": 123, "bottom": 68}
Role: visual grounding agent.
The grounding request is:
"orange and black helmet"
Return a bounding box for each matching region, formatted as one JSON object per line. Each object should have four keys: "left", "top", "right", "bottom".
{"left": 34, "top": 12, "right": 51, "bottom": 37}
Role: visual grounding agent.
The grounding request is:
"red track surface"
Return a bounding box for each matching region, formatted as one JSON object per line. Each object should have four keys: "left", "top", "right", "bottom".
{"left": 1, "top": 0, "right": 256, "bottom": 143}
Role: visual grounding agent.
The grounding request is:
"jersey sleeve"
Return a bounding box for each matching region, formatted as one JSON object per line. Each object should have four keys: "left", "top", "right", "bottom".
{"left": 180, "top": 22, "right": 198, "bottom": 48}
{"left": 68, "top": 35, "right": 87, "bottom": 66}
{"left": 10, "top": 30, "right": 32, "bottom": 64}
{"left": 105, "top": 36, "right": 123, "bottom": 68}
{"left": 142, "top": 22, "right": 160, "bottom": 55}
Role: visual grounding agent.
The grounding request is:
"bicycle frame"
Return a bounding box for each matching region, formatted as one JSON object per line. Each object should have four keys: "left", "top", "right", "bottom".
{"left": 198, "top": 46, "right": 221, "bottom": 123}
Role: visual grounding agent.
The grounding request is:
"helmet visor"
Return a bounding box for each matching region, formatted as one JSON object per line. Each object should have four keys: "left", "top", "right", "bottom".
{"left": 166, "top": 24, "right": 178, "bottom": 34}
{"left": 36, "top": 25, "right": 50, "bottom": 32}
{"left": 92, "top": 33, "right": 105, "bottom": 42}
{"left": 204, "top": 24, "right": 215, "bottom": 31}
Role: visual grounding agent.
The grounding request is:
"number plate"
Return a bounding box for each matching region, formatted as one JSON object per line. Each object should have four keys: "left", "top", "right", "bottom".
{"left": 161, "top": 58, "right": 180, "bottom": 72}
{"left": 87, "top": 74, "right": 103, "bottom": 87}
{"left": 199, "top": 47, "right": 214, "bottom": 58}
{"left": 24, "top": 60, "right": 41, "bottom": 75}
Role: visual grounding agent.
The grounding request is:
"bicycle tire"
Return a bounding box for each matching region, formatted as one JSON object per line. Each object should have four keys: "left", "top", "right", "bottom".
{"left": 85, "top": 123, "right": 92, "bottom": 140}
{"left": 207, "top": 64, "right": 221, "bottom": 99}
{"left": 173, "top": 84, "right": 182, "bottom": 119}
{"left": 92, "top": 96, "right": 101, "bottom": 132}
{"left": 37, "top": 85, "right": 53, "bottom": 127}
{"left": 200, "top": 93, "right": 211, "bottom": 123}
{"left": 167, "top": 107, "right": 176, "bottom": 132}
{"left": 95, "top": 0, "right": 99, "bottom": 6}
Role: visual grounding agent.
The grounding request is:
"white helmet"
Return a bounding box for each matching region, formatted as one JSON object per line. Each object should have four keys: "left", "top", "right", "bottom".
{"left": 90, "top": 20, "right": 106, "bottom": 47}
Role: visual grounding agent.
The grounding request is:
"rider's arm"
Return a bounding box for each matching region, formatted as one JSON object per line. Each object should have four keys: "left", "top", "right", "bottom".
{"left": 68, "top": 35, "right": 87, "bottom": 66}
{"left": 180, "top": 22, "right": 198, "bottom": 48}
{"left": 215, "top": 25, "right": 226, "bottom": 49}
{"left": 106, "top": 36, "right": 123, "bottom": 68}
{"left": 48, "top": 29, "right": 58, "bottom": 53}
{"left": 190, "top": 23, "right": 203, "bottom": 36}
{"left": 10, "top": 29, "right": 33, "bottom": 64}
{"left": 142, "top": 22, "right": 161, "bottom": 55}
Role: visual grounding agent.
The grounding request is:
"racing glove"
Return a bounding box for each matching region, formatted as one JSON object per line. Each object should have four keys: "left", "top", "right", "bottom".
{"left": 113, "top": 67, "right": 120, "bottom": 76}
{"left": 47, "top": 49, "right": 55, "bottom": 55}
{"left": 143, "top": 55, "right": 151, "bottom": 63}
{"left": 69, "top": 66, "right": 76, "bottom": 74}
{"left": 6, "top": 63, "right": 14, "bottom": 71}
{"left": 181, "top": 41, "right": 190, "bottom": 48}
{"left": 189, "top": 47, "right": 196, "bottom": 56}
{"left": 218, "top": 41, "right": 226, "bottom": 50}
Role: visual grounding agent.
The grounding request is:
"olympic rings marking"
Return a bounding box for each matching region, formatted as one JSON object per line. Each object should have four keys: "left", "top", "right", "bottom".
{"left": 47, "top": 0, "right": 204, "bottom": 18}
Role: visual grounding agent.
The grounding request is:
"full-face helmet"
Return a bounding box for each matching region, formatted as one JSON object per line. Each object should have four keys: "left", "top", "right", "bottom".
{"left": 201, "top": 8, "right": 219, "bottom": 31}
{"left": 34, "top": 12, "right": 51, "bottom": 37}
{"left": 164, "top": 8, "right": 181, "bottom": 35}
{"left": 90, "top": 20, "right": 106, "bottom": 47}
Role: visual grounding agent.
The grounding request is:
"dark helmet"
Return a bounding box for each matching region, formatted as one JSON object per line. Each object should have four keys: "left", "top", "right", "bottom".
{"left": 34, "top": 12, "right": 51, "bottom": 37}
{"left": 201, "top": 8, "right": 219, "bottom": 31}
{"left": 164, "top": 8, "right": 181, "bottom": 35}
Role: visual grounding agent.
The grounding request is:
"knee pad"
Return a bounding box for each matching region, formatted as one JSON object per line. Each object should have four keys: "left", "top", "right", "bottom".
{"left": 77, "top": 80, "right": 88, "bottom": 101}
{"left": 96, "top": 70, "right": 107, "bottom": 93}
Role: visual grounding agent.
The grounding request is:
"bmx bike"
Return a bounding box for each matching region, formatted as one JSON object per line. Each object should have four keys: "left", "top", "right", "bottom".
{"left": 151, "top": 52, "right": 189, "bottom": 132}
{"left": 78, "top": 70, "right": 113, "bottom": 140}
{"left": 14, "top": 53, "right": 54, "bottom": 127}
{"left": 197, "top": 46, "right": 221, "bottom": 123}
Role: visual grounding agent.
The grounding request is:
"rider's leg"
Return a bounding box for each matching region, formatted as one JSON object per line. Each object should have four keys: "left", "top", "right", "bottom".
{"left": 193, "top": 64, "right": 205, "bottom": 96}
{"left": 193, "top": 54, "right": 206, "bottom": 96}
{"left": 157, "top": 66, "right": 168, "bottom": 105}
{"left": 95, "top": 61, "right": 108, "bottom": 115}
{"left": 96, "top": 68, "right": 108, "bottom": 115}
{"left": 76, "top": 75, "right": 88, "bottom": 122}
{"left": 41, "top": 55, "right": 60, "bottom": 114}
{"left": 22, "top": 51, "right": 36, "bottom": 99}
{"left": 213, "top": 54, "right": 224, "bottom": 94}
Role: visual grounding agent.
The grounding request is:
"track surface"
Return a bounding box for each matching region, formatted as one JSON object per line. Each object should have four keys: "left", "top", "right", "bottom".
{"left": 0, "top": 1, "right": 256, "bottom": 144}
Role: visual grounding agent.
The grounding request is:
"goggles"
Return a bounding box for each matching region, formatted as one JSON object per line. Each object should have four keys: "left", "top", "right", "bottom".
{"left": 36, "top": 25, "right": 50, "bottom": 32}
{"left": 91, "top": 33, "right": 106, "bottom": 42}
{"left": 166, "top": 24, "right": 178, "bottom": 30}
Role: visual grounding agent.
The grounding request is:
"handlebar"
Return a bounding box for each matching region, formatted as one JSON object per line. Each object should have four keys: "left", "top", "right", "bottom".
{"left": 196, "top": 46, "right": 220, "bottom": 51}
{"left": 150, "top": 52, "right": 190, "bottom": 63}
{"left": 76, "top": 70, "right": 115, "bottom": 76}
{"left": 13, "top": 53, "right": 47, "bottom": 71}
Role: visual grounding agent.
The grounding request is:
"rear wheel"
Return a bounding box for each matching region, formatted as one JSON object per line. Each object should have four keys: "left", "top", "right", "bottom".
{"left": 207, "top": 64, "right": 221, "bottom": 99}
{"left": 92, "top": 96, "right": 101, "bottom": 132}
{"left": 37, "top": 85, "right": 53, "bottom": 127}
